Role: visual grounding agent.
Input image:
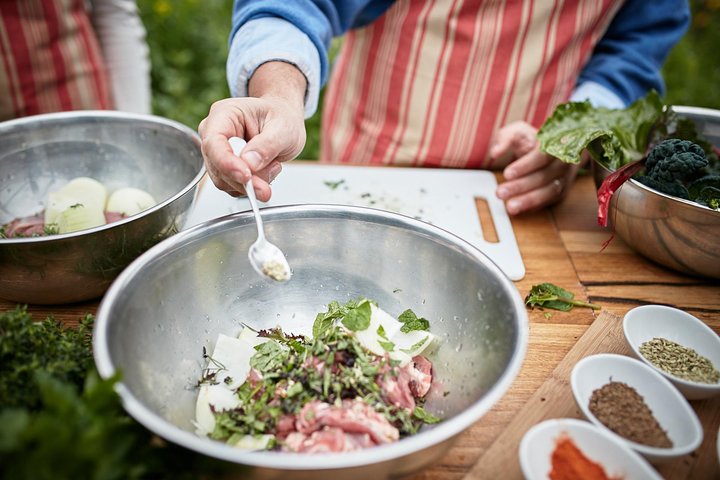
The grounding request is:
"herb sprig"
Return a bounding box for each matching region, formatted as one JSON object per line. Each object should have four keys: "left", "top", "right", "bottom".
{"left": 524, "top": 283, "right": 601, "bottom": 311}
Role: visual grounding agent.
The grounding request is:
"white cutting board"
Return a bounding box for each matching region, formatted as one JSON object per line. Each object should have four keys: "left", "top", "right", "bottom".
{"left": 185, "top": 164, "right": 525, "bottom": 280}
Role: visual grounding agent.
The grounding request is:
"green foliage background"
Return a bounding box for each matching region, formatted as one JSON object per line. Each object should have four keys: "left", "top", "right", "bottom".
{"left": 137, "top": 0, "right": 720, "bottom": 160}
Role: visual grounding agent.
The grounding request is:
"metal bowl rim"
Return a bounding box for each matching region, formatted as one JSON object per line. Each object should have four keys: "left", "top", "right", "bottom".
{"left": 595, "top": 162, "right": 720, "bottom": 215}
{"left": 0, "top": 110, "right": 206, "bottom": 244}
{"left": 93, "top": 204, "right": 529, "bottom": 469}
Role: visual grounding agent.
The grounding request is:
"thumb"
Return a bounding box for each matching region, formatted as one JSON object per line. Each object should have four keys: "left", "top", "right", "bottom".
{"left": 491, "top": 121, "right": 538, "bottom": 160}
{"left": 241, "top": 124, "right": 303, "bottom": 173}
{"left": 490, "top": 128, "right": 514, "bottom": 160}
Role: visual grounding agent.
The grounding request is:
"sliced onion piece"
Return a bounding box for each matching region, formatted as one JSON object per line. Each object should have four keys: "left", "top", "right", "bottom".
{"left": 57, "top": 203, "right": 107, "bottom": 233}
{"left": 106, "top": 187, "right": 157, "bottom": 217}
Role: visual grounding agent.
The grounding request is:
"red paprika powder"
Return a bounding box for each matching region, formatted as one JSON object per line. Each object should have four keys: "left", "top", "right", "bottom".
{"left": 549, "top": 435, "right": 617, "bottom": 480}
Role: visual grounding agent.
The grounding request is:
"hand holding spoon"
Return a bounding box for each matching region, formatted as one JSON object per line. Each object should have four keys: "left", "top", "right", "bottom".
{"left": 228, "top": 137, "right": 291, "bottom": 282}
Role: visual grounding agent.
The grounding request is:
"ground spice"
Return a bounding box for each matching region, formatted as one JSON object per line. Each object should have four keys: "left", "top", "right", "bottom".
{"left": 549, "top": 435, "right": 615, "bottom": 480}
{"left": 639, "top": 337, "right": 720, "bottom": 384}
{"left": 588, "top": 381, "right": 672, "bottom": 448}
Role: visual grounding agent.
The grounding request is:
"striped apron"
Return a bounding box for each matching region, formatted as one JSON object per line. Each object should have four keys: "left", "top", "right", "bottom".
{"left": 321, "top": 0, "right": 622, "bottom": 168}
{"left": 0, "top": 0, "right": 112, "bottom": 121}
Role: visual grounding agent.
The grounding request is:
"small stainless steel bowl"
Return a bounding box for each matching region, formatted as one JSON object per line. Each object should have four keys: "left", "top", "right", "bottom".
{"left": 592, "top": 106, "right": 720, "bottom": 279}
{"left": 93, "top": 205, "right": 528, "bottom": 480}
{"left": 0, "top": 111, "right": 205, "bottom": 304}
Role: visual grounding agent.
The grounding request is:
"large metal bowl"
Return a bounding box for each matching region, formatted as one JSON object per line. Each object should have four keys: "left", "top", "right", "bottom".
{"left": 592, "top": 106, "right": 720, "bottom": 279}
{"left": 94, "top": 205, "right": 528, "bottom": 480}
{"left": 0, "top": 111, "right": 205, "bottom": 304}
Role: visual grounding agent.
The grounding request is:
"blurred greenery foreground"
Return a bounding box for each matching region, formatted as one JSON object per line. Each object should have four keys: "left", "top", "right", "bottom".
{"left": 139, "top": 0, "right": 719, "bottom": 160}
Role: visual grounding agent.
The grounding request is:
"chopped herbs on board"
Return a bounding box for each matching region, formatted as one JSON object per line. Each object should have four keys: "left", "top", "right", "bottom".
{"left": 524, "top": 283, "right": 601, "bottom": 312}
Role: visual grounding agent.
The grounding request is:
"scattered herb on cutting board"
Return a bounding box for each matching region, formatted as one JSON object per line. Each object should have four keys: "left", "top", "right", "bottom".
{"left": 0, "top": 306, "right": 225, "bottom": 480}
{"left": 524, "top": 283, "right": 601, "bottom": 312}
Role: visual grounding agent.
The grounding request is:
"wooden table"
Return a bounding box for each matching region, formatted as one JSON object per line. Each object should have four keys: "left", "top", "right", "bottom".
{"left": 3, "top": 173, "right": 718, "bottom": 479}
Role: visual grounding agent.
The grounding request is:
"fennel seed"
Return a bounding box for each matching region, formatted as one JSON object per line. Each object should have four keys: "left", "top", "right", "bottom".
{"left": 639, "top": 337, "right": 720, "bottom": 384}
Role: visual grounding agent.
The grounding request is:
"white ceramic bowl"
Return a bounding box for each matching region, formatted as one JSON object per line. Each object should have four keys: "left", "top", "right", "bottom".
{"left": 520, "top": 418, "right": 661, "bottom": 480}
{"left": 570, "top": 353, "right": 703, "bottom": 464}
{"left": 624, "top": 305, "right": 720, "bottom": 400}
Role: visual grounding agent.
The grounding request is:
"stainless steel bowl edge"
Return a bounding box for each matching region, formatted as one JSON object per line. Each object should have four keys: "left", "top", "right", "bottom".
{"left": 94, "top": 204, "right": 529, "bottom": 478}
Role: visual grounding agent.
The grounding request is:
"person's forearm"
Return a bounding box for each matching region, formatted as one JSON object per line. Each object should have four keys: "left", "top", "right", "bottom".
{"left": 248, "top": 61, "right": 307, "bottom": 113}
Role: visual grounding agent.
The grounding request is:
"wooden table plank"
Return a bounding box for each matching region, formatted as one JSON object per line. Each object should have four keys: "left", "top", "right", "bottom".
{"left": 466, "top": 311, "right": 720, "bottom": 480}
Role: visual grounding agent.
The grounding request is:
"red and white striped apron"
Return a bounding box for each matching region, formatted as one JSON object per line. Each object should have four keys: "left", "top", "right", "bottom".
{"left": 321, "top": 0, "right": 622, "bottom": 168}
{"left": 0, "top": 0, "right": 113, "bottom": 121}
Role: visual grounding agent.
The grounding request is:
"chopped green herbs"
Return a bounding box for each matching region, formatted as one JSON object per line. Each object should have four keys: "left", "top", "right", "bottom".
{"left": 341, "top": 299, "right": 372, "bottom": 331}
{"left": 413, "top": 406, "right": 441, "bottom": 424}
{"left": 323, "top": 179, "right": 346, "bottom": 190}
{"left": 398, "top": 309, "right": 430, "bottom": 333}
{"left": 206, "top": 299, "right": 441, "bottom": 445}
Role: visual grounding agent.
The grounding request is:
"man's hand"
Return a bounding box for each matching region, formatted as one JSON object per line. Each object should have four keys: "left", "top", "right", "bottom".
{"left": 198, "top": 62, "right": 307, "bottom": 202}
{"left": 492, "top": 121, "right": 580, "bottom": 215}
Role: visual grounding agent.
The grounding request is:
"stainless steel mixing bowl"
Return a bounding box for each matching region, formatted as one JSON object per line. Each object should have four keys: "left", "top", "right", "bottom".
{"left": 94, "top": 205, "right": 528, "bottom": 480}
{"left": 0, "top": 111, "right": 205, "bottom": 304}
{"left": 592, "top": 106, "right": 720, "bottom": 279}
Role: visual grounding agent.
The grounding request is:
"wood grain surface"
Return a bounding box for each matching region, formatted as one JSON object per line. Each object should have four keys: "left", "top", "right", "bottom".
{"left": 1, "top": 172, "right": 718, "bottom": 479}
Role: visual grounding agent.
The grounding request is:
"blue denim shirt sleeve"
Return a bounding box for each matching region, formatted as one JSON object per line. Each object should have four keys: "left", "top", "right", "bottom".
{"left": 575, "top": 0, "right": 690, "bottom": 106}
{"left": 227, "top": 17, "right": 321, "bottom": 118}
{"left": 227, "top": 0, "right": 689, "bottom": 117}
{"left": 570, "top": 81, "right": 626, "bottom": 109}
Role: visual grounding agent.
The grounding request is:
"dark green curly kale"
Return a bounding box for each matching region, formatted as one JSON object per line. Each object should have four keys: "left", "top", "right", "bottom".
{"left": 637, "top": 139, "right": 708, "bottom": 200}
{"left": 688, "top": 175, "right": 720, "bottom": 209}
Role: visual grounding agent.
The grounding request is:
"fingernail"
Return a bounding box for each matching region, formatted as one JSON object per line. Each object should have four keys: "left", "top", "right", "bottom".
{"left": 242, "top": 150, "right": 263, "bottom": 170}
{"left": 496, "top": 186, "right": 508, "bottom": 199}
{"left": 504, "top": 168, "right": 516, "bottom": 180}
{"left": 269, "top": 163, "right": 282, "bottom": 182}
{"left": 506, "top": 199, "right": 521, "bottom": 215}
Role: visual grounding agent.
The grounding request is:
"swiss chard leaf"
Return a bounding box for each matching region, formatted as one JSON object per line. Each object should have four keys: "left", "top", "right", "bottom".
{"left": 537, "top": 91, "right": 663, "bottom": 169}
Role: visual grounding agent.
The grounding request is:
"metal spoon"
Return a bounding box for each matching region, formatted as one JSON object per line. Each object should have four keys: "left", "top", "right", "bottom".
{"left": 228, "top": 137, "right": 291, "bottom": 282}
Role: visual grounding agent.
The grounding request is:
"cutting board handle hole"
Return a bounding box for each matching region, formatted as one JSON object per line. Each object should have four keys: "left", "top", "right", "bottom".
{"left": 474, "top": 197, "right": 499, "bottom": 243}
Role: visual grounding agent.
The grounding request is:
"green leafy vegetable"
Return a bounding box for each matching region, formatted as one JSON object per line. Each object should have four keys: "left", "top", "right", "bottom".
{"left": 250, "top": 341, "right": 288, "bottom": 373}
{"left": 636, "top": 138, "right": 708, "bottom": 199}
{"left": 538, "top": 90, "right": 720, "bottom": 217}
{"left": 0, "top": 307, "right": 226, "bottom": 480}
{"left": 524, "top": 283, "right": 600, "bottom": 312}
{"left": 412, "top": 406, "right": 441, "bottom": 424}
{"left": 209, "top": 299, "right": 441, "bottom": 444}
{"left": 397, "top": 309, "right": 430, "bottom": 333}
{"left": 537, "top": 90, "right": 664, "bottom": 169}
{"left": 341, "top": 299, "right": 372, "bottom": 331}
{"left": 0, "top": 306, "right": 94, "bottom": 409}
